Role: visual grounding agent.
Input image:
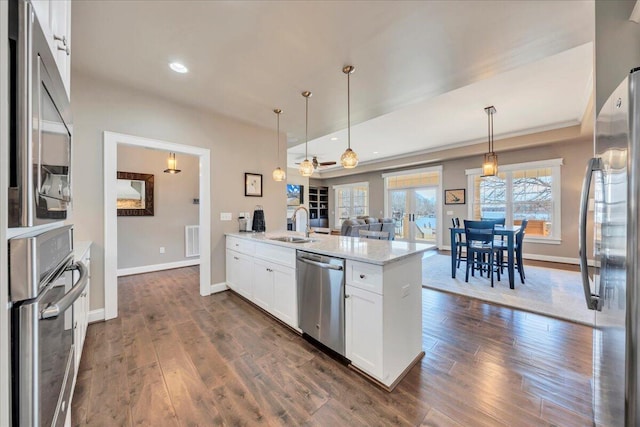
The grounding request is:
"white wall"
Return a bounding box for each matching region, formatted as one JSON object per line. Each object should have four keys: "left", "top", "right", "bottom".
{"left": 70, "top": 71, "right": 287, "bottom": 312}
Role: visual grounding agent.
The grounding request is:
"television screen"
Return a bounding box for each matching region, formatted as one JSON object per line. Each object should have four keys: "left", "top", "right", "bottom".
{"left": 286, "top": 184, "right": 303, "bottom": 206}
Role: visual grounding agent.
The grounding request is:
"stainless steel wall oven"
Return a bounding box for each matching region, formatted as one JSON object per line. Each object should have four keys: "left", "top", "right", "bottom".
{"left": 9, "top": 226, "right": 88, "bottom": 426}
{"left": 8, "top": 0, "right": 72, "bottom": 228}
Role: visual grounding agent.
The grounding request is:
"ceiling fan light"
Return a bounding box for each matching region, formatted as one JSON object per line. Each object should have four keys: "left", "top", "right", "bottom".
{"left": 340, "top": 148, "right": 359, "bottom": 169}
{"left": 299, "top": 159, "right": 314, "bottom": 177}
{"left": 482, "top": 152, "right": 498, "bottom": 177}
{"left": 272, "top": 167, "right": 286, "bottom": 181}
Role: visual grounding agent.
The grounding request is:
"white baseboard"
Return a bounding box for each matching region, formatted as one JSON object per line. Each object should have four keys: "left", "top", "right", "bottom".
{"left": 88, "top": 309, "right": 105, "bottom": 323}
{"left": 117, "top": 259, "right": 200, "bottom": 277}
{"left": 439, "top": 246, "right": 594, "bottom": 266}
{"left": 210, "top": 282, "right": 228, "bottom": 294}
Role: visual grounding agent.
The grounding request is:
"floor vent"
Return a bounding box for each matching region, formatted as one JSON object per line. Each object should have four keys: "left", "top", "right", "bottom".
{"left": 185, "top": 225, "right": 200, "bottom": 258}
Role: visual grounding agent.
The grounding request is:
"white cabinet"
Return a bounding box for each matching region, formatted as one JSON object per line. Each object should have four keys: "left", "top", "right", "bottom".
{"left": 72, "top": 244, "right": 91, "bottom": 372}
{"left": 271, "top": 264, "right": 297, "bottom": 327}
{"left": 345, "top": 284, "right": 383, "bottom": 378}
{"left": 31, "top": 0, "right": 72, "bottom": 96}
{"left": 344, "top": 255, "right": 423, "bottom": 389}
{"left": 225, "top": 249, "right": 253, "bottom": 300}
{"left": 225, "top": 237, "right": 298, "bottom": 329}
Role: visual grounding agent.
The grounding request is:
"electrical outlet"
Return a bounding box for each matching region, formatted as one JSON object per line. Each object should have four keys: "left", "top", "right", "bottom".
{"left": 220, "top": 212, "right": 232, "bottom": 221}
{"left": 446, "top": 210, "right": 454, "bottom": 216}
{"left": 159, "top": 247, "right": 165, "bottom": 254}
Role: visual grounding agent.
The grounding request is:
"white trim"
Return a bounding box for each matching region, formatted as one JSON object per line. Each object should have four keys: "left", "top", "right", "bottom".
{"left": 332, "top": 181, "right": 369, "bottom": 190}
{"left": 524, "top": 236, "right": 562, "bottom": 245}
{"left": 381, "top": 165, "right": 443, "bottom": 179}
{"left": 88, "top": 309, "right": 105, "bottom": 324}
{"left": 211, "top": 282, "right": 229, "bottom": 294}
{"left": 117, "top": 259, "right": 201, "bottom": 277}
{"left": 103, "top": 131, "right": 212, "bottom": 321}
{"left": 465, "top": 158, "right": 564, "bottom": 175}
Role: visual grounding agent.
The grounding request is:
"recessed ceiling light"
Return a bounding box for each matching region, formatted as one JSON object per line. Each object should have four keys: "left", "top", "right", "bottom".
{"left": 373, "top": 151, "right": 379, "bottom": 154}
{"left": 169, "top": 62, "right": 188, "bottom": 73}
{"left": 330, "top": 137, "right": 338, "bottom": 141}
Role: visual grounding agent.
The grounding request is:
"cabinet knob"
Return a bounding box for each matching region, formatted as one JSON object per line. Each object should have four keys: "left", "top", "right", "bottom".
{"left": 57, "top": 45, "right": 70, "bottom": 56}
{"left": 234, "top": 256, "right": 239, "bottom": 260}
{"left": 359, "top": 274, "right": 365, "bottom": 279}
{"left": 345, "top": 294, "right": 350, "bottom": 299}
{"left": 53, "top": 34, "right": 67, "bottom": 46}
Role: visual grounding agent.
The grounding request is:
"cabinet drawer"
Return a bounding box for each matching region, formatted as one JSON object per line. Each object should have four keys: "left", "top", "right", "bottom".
{"left": 255, "top": 242, "right": 296, "bottom": 268}
{"left": 347, "top": 260, "right": 383, "bottom": 294}
{"left": 226, "top": 236, "right": 255, "bottom": 255}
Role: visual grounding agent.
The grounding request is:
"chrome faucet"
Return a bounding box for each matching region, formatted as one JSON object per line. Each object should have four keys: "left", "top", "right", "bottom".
{"left": 291, "top": 206, "right": 311, "bottom": 237}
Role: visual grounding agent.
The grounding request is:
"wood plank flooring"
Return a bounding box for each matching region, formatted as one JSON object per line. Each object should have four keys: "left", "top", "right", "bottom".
{"left": 72, "top": 266, "right": 593, "bottom": 426}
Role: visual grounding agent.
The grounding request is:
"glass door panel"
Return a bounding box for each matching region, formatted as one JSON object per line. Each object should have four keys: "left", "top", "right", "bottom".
{"left": 389, "top": 187, "right": 438, "bottom": 243}
{"left": 389, "top": 189, "right": 407, "bottom": 240}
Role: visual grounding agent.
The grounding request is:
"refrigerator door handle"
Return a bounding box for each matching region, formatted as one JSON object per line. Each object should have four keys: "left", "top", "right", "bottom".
{"left": 579, "top": 157, "right": 602, "bottom": 310}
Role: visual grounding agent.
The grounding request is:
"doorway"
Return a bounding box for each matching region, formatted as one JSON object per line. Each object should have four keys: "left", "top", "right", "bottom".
{"left": 103, "top": 131, "right": 211, "bottom": 321}
{"left": 383, "top": 166, "right": 443, "bottom": 247}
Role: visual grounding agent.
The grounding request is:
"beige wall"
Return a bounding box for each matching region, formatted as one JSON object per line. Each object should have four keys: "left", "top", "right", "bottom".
{"left": 314, "top": 137, "right": 593, "bottom": 261}
{"left": 117, "top": 146, "right": 199, "bottom": 269}
{"left": 70, "top": 71, "right": 287, "bottom": 312}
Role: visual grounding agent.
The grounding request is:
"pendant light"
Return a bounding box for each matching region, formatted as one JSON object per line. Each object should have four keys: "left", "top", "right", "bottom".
{"left": 164, "top": 152, "right": 181, "bottom": 174}
{"left": 481, "top": 106, "right": 498, "bottom": 177}
{"left": 340, "top": 65, "right": 358, "bottom": 169}
{"left": 272, "top": 108, "right": 286, "bottom": 182}
{"left": 298, "top": 91, "right": 314, "bottom": 177}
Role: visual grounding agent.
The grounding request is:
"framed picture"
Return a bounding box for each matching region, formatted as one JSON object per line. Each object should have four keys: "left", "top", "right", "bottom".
{"left": 117, "top": 171, "right": 154, "bottom": 216}
{"left": 245, "top": 173, "right": 263, "bottom": 197}
{"left": 444, "top": 188, "right": 465, "bottom": 205}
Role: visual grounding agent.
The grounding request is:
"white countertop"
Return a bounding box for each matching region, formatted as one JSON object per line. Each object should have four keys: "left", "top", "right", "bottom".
{"left": 226, "top": 231, "right": 435, "bottom": 265}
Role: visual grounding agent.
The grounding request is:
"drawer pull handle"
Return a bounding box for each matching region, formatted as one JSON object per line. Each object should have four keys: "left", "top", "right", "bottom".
{"left": 345, "top": 294, "right": 350, "bottom": 299}
{"left": 54, "top": 34, "right": 67, "bottom": 46}
{"left": 359, "top": 274, "right": 365, "bottom": 279}
{"left": 57, "top": 45, "right": 70, "bottom": 56}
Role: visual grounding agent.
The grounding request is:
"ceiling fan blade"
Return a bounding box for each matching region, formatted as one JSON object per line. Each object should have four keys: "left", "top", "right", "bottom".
{"left": 319, "top": 161, "right": 337, "bottom": 166}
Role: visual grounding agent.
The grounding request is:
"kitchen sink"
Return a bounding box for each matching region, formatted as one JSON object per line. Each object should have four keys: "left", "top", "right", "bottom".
{"left": 269, "top": 236, "right": 313, "bottom": 243}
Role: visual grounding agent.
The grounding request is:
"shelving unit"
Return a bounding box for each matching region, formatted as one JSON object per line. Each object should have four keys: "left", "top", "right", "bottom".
{"left": 309, "top": 186, "right": 329, "bottom": 228}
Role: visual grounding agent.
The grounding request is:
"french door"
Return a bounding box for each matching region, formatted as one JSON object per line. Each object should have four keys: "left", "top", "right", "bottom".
{"left": 388, "top": 187, "right": 438, "bottom": 243}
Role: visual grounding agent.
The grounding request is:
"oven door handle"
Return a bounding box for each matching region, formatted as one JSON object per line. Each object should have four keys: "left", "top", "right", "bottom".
{"left": 41, "top": 261, "right": 89, "bottom": 320}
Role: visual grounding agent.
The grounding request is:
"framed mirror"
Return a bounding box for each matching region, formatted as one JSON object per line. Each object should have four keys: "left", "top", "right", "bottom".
{"left": 117, "top": 171, "right": 154, "bottom": 216}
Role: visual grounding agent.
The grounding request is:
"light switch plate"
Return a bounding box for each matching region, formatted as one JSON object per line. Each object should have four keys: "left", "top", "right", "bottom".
{"left": 446, "top": 210, "right": 454, "bottom": 216}
{"left": 220, "top": 212, "right": 232, "bottom": 221}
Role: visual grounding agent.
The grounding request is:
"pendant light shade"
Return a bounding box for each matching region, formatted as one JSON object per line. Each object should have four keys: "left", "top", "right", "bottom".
{"left": 164, "top": 152, "right": 181, "bottom": 174}
{"left": 272, "top": 108, "right": 286, "bottom": 182}
{"left": 299, "top": 91, "right": 314, "bottom": 177}
{"left": 340, "top": 65, "right": 358, "bottom": 169}
{"left": 481, "top": 106, "right": 497, "bottom": 177}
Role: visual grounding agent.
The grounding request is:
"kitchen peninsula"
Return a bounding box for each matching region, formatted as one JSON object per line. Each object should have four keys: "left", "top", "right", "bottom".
{"left": 225, "top": 232, "right": 435, "bottom": 390}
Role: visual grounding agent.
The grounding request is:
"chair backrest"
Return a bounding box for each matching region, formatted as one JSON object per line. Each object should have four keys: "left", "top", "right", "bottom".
{"left": 359, "top": 229, "right": 390, "bottom": 240}
{"left": 380, "top": 218, "right": 395, "bottom": 240}
{"left": 516, "top": 218, "right": 529, "bottom": 246}
{"left": 455, "top": 217, "right": 461, "bottom": 227}
{"left": 464, "top": 220, "right": 495, "bottom": 245}
{"left": 481, "top": 217, "right": 505, "bottom": 226}
{"left": 451, "top": 218, "right": 456, "bottom": 227}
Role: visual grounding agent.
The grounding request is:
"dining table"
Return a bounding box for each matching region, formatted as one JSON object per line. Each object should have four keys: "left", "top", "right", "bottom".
{"left": 450, "top": 224, "right": 522, "bottom": 289}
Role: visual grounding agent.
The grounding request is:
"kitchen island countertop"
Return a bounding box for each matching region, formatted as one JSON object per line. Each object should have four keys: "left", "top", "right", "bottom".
{"left": 225, "top": 231, "right": 435, "bottom": 265}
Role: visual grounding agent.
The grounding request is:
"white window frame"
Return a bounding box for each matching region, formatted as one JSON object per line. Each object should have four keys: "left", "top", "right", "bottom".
{"left": 465, "top": 158, "right": 563, "bottom": 244}
{"left": 333, "top": 182, "right": 369, "bottom": 226}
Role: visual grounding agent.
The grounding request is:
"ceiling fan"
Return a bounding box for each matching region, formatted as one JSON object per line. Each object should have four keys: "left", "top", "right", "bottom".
{"left": 296, "top": 156, "right": 337, "bottom": 169}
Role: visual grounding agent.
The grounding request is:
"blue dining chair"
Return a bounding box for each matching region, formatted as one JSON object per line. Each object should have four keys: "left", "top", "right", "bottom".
{"left": 464, "top": 220, "right": 501, "bottom": 287}
{"left": 451, "top": 218, "right": 466, "bottom": 268}
{"left": 495, "top": 219, "right": 528, "bottom": 284}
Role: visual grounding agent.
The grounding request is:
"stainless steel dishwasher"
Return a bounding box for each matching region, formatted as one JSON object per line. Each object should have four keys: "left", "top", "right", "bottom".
{"left": 297, "top": 251, "right": 346, "bottom": 356}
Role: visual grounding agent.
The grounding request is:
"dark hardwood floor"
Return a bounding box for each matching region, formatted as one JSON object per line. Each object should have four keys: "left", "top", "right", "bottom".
{"left": 72, "top": 266, "right": 593, "bottom": 426}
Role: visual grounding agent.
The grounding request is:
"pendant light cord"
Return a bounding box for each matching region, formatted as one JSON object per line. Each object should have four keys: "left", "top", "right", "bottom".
{"left": 347, "top": 71, "right": 351, "bottom": 150}
{"left": 305, "top": 96, "right": 309, "bottom": 159}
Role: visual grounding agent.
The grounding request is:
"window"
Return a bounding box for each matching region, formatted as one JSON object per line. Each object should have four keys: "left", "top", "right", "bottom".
{"left": 333, "top": 182, "right": 369, "bottom": 226}
{"left": 466, "top": 159, "right": 562, "bottom": 242}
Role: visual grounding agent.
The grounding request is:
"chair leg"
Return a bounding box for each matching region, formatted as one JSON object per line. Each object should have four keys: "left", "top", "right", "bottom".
{"left": 517, "top": 250, "right": 525, "bottom": 284}
{"left": 465, "top": 252, "right": 470, "bottom": 282}
{"left": 489, "top": 252, "right": 494, "bottom": 287}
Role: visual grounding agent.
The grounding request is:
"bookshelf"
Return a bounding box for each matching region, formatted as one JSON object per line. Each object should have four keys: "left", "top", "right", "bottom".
{"left": 309, "top": 186, "right": 329, "bottom": 228}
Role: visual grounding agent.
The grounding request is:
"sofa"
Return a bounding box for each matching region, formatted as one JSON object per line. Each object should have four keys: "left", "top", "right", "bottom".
{"left": 340, "top": 217, "right": 395, "bottom": 240}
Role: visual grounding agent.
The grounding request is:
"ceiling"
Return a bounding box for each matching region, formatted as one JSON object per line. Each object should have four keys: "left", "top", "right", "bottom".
{"left": 72, "top": 1, "right": 595, "bottom": 174}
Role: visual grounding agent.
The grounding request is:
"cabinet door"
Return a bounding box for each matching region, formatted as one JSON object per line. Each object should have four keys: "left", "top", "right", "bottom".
{"left": 226, "top": 250, "right": 253, "bottom": 299}
{"left": 252, "top": 259, "right": 274, "bottom": 311}
{"left": 272, "top": 265, "right": 297, "bottom": 328}
{"left": 345, "top": 285, "right": 383, "bottom": 379}
{"left": 49, "top": 0, "right": 71, "bottom": 95}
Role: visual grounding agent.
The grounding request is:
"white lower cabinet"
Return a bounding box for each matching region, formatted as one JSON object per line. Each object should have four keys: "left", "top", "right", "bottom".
{"left": 345, "top": 284, "right": 383, "bottom": 379}
{"left": 226, "top": 239, "right": 298, "bottom": 329}
{"left": 226, "top": 249, "right": 253, "bottom": 299}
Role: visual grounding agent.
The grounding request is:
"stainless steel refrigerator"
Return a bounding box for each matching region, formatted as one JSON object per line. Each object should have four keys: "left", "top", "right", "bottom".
{"left": 580, "top": 67, "right": 640, "bottom": 426}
